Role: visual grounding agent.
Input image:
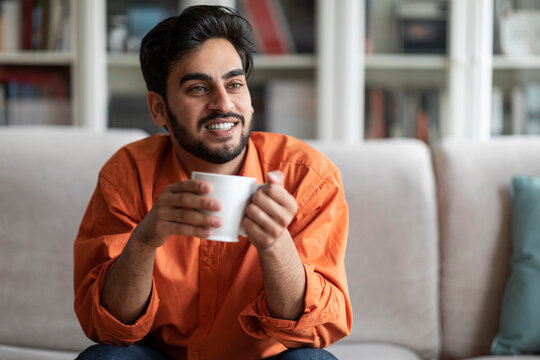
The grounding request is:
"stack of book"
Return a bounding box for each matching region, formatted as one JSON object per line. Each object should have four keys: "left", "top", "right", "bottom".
{"left": 238, "top": 0, "right": 314, "bottom": 54}
{"left": 247, "top": 80, "right": 316, "bottom": 140}
{"left": 0, "top": 65, "right": 71, "bottom": 126}
{"left": 492, "top": 83, "right": 540, "bottom": 136}
{"left": 364, "top": 86, "right": 444, "bottom": 144}
{"left": 0, "top": 0, "right": 71, "bottom": 52}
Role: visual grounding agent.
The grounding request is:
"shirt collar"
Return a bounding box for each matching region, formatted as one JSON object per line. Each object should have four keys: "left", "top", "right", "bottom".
{"left": 171, "top": 137, "right": 264, "bottom": 184}
{"left": 238, "top": 138, "right": 265, "bottom": 185}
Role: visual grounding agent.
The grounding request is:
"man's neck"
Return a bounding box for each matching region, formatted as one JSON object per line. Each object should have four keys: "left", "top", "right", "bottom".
{"left": 172, "top": 142, "right": 247, "bottom": 177}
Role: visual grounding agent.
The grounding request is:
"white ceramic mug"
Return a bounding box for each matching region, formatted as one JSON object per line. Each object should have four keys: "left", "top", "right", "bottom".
{"left": 191, "top": 171, "right": 261, "bottom": 242}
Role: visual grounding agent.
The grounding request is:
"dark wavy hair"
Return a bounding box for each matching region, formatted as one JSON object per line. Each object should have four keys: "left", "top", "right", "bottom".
{"left": 139, "top": 5, "right": 255, "bottom": 103}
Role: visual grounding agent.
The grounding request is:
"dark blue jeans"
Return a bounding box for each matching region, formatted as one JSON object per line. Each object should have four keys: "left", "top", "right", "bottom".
{"left": 76, "top": 344, "right": 338, "bottom": 360}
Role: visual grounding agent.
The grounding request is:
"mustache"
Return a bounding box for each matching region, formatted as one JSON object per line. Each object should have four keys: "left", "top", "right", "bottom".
{"left": 197, "top": 112, "right": 245, "bottom": 131}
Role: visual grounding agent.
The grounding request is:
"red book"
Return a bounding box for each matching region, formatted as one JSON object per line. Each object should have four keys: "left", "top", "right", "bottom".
{"left": 367, "top": 88, "right": 386, "bottom": 139}
{"left": 240, "top": 0, "right": 294, "bottom": 54}
{"left": 416, "top": 109, "right": 429, "bottom": 143}
{"left": 22, "top": 0, "right": 34, "bottom": 50}
{"left": 0, "top": 66, "right": 70, "bottom": 98}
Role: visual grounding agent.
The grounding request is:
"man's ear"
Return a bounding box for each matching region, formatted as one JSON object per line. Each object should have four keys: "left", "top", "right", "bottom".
{"left": 147, "top": 91, "right": 168, "bottom": 127}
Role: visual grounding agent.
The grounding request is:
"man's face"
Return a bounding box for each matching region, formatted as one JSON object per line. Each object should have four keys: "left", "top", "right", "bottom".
{"left": 164, "top": 38, "right": 253, "bottom": 164}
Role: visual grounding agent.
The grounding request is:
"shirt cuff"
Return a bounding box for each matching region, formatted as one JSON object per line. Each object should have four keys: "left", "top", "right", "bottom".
{"left": 237, "top": 263, "right": 340, "bottom": 346}
{"left": 90, "top": 258, "right": 160, "bottom": 345}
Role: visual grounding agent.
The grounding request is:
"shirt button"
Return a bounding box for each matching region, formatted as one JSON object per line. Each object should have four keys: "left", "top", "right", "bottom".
{"left": 191, "top": 350, "right": 200, "bottom": 358}
{"left": 203, "top": 257, "right": 215, "bottom": 266}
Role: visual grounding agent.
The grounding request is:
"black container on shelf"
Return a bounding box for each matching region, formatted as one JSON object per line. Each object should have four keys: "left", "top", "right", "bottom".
{"left": 394, "top": 1, "right": 448, "bottom": 54}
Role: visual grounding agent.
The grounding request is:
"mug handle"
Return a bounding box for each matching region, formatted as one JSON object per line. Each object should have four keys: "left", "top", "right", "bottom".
{"left": 238, "top": 183, "right": 265, "bottom": 238}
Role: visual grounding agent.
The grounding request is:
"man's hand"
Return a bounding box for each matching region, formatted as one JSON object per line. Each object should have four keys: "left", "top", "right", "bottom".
{"left": 242, "top": 170, "right": 305, "bottom": 320}
{"left": 242, "top": 171, "right": 298, "bottom": 250}
{"left": 132, "top": 180, "right": 223, "bottom": 248}
{"left": 102, "top": 179, "right": 222, "bottom": 324}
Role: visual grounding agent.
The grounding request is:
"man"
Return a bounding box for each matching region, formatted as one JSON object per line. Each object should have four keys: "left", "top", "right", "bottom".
{"left": 74, "top": 5, "right": 351, "bottom": 360}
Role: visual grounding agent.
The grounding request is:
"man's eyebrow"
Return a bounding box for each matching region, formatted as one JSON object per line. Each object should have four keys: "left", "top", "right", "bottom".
{"left": 224, "top": 69, "right": 245, "bottom": 79}
{"left": 179, "top": 69, "right": 245, "bottom": 86}
{"left": 179, "top": 73, "right": 213, "bottom": 86}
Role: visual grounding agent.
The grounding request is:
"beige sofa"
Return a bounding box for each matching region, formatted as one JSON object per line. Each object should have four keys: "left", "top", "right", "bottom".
{"left": 1, "top": 126, "right": 539, "bottom": 360}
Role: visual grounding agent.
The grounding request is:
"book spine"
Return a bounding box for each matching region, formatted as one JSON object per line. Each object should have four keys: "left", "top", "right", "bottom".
{"left": 22, "top": 0, "right": 35, "bottom": 50}
{"left": 1, "top": 0, "right": 22, "bottom": 51}
{"left": 364, "top": 87, "right": 442, "bottom": 143}
{"left": 240, "top": 0, "right": 294, "bottom": 54}
{"left": 512, "top": 85, "right": 524, "bottom": 135}
{"left": 524, "top": 83, "right": 540, "bottom": 134}
{"left": 491, "top": 86, "right": 504, "bottom": 135}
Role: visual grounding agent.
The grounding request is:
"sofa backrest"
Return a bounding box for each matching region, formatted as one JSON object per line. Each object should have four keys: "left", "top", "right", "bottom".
{"left": 432, "top": 137, "right": 540, "bottom": 360}
{"left": 0, "top": 126, "right": 147, "bottom": 352}
{"left": 312, "top": 139, "right": 440, "bottom": 360}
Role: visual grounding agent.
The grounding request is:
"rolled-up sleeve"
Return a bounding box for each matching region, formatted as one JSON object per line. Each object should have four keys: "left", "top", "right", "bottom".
{"left": 238, "top": 169, "right": 352, "bottom": 348}
{"left": 74, "top": 172, "right": 159, "bottom": 345}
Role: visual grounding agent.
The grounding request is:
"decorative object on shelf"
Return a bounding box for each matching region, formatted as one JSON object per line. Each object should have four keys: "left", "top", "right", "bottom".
{"left": 108, "top": 14, "right": 127, "bottom": 53}
{"left": 107, "top": 0, "right": 177, "bottom": 53}
{"left": 499, "top": 10, "right": 540, "bottom": 55}
{"left": 394, "top": 1, "right": 447, "bottom": 54}
{"left": 126, "top": 6, "right": 167, "bottom": 52}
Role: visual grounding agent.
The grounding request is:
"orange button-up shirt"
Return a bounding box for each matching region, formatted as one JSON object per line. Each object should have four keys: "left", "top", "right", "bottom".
{"left": 74, "top": 132, "right": 352, "bottom": 360}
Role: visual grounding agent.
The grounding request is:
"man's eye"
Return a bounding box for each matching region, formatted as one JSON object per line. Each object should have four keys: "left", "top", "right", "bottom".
{"left": 189, "top": 85, "right": 207, "bottom": 93}
{"left": 228, "top": 82, "right": 243, "bottom": 90}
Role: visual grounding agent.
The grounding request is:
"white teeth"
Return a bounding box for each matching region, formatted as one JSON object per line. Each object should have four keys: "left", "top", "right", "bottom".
{"left": 207, "top": 122, "right": 235, "bottom": 130}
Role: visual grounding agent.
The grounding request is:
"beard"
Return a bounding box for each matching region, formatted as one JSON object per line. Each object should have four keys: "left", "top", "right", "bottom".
{"left": 166, "top": 106, "right": 253, "bottom": 164}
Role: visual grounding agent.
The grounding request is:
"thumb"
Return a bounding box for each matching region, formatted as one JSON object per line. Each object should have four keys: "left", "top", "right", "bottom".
{"left": 267, "top": 170, "right": 284, "bottom": 185}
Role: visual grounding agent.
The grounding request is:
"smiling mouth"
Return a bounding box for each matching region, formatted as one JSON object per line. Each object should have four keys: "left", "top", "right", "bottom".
{"left": 198, "top": 112, "right": 244, "bottom": 132}
{"left": 206, "top": 122, "right": 237, "bottom": 131}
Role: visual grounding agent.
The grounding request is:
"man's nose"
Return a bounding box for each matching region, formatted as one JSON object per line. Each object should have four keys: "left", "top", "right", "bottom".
{"left": 208, "top": 86, "right": 233, "bottom": 113}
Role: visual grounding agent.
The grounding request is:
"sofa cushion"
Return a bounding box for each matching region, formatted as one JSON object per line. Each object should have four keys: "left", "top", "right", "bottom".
{"left": 326, "top": 342, "right": 422, "bottom": 360}
{"left": 312, "top": 139, "right": 440, "bottom": 360}
{"left": 464, "top": 357, "right": 540, "bottom": 360}
{"left": 491, "top": 176, "right": 540, "bottom": 355}
{"left": 432, "top": 137, "right": 540, "bottom": 360}
{"left": 0, "top": 126, "right": 147, "bottom": 352}
{"left": 0, "top": 345, "right": 78, "bottom": 360}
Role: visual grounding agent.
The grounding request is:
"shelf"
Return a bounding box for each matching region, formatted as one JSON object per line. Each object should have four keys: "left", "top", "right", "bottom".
{"left": 492, "top": 55, "right": 540, "bottom": 69}
{"left": 108, "top": 53, "right": 139, "bottom": 67}
{"left": 0, "top": 51, "right": 76, "bottom": 66}
{"left": 253, "top": 55, "right": 316, "bottom": 70}
{"left": 108, "top": 53, "right": 317, "bottom": 70}
{"left": 365, "top": 54, "right": 448, "bottom": 70}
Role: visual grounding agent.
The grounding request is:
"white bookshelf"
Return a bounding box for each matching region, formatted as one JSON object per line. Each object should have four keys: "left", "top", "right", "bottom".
{"left": 492, "top": 56, "right": 540, "bottom": 69}
{"left": 108, "top": 53, "right": 139, "bottom": 68}
{"left": 0, "top": 52, "right": 76, "bottom": 65}
{"left": 75, "top": 0, "right": 540, "bottom": 140}
{"left": 365, "top": 55, "right": 448, "bottom": 70}
{"left": 254, "top": 54, "right": 316, "bottom": 70}
{"left": 363, "top": 0, "right": 540, "bottom": 140}
{"left": 0, "top": 0, "right": 81, "bottom": 126}
{"left": 108, "top": 53, "right": 317, "bottom": 70}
